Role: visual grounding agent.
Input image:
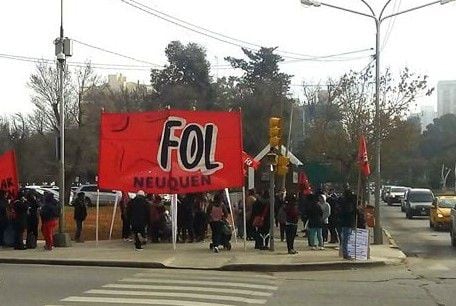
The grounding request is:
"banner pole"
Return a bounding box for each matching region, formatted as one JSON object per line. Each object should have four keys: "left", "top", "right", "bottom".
{"left": 171, "top": 194, "right": 177, "bottom": 251}
{"left": 224, "top": 188, "right": 237, "bottom": 244}
{"left": 242, "top": 186, "right": 247, "bottom": 252}
{"left": 355, "top": 170, "right": 361, "bottom": 261}
{"left": 109, "top": 193, "right": 119, "bottom": 240}
{"left": 96, "top": 188, "right": 100, "bottom": 246}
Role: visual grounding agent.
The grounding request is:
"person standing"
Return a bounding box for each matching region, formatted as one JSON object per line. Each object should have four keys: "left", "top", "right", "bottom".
{"left": 193, "top": 193, "right": 208, "bottom": 242}
{"left": 339, "top": 187, "right": 357, "bottom": 260}
{"left": 26, "top": 192, "right": 39, "bottom": 248}
{"left": 251, "top": 191, "right": 271, "bottom": 250}
{"left": 12, "top": 192, "right": 28, "bottom": 250}
{"left": 127, "top": 190, "right": 149, "bottom": 251}
{"left": 149, "top": 195, "right": 165, "bottom": 243}
{"left": 284, "top": 194, "right": 299, "bottom": 254}
{"left": 245, "top": 189, "right": 256, "bottom": 240}
{"left": 307, "top": 194, "right": 323, "bottom": 250}
{"left": 207, "top": 193, "right": 227, "bottom": 253}
{"left": 0, "top": 190, "right": 8, "bottom": 247}
{"left": 327, "top": 191, "right": 340, "bottom": 243}
{"left": 181, "top": 194, "right": 195, "bottom": 243}
{"left": 40, "top": 192, "right": 60, "bottom": 251}
{"left": 72, "top": 192, "right": 88, "bottom": 243}
{"left": 319, "top": 194, "right": 331, "bottom": 244}
{"left": 119, "top": 192, "right": 131, "bottom": 241}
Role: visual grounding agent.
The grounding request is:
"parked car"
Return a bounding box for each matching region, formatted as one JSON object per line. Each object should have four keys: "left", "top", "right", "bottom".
{"left": 70, "top": 184, "right": 121, "bottom": 206}
{"left": 403, "top": 188, "right": 435, "bottom": 219}
{"left": 387, "top": 186, "right": 408, "bottom": 206}
{"left": 430, "top": 195, "right": 456, "bottom": 230}
{"left": 21, "top": 185, "right": 60, "bottom": 202}
{"left": 381, "top": 185, "right": 392, "bottom": 202}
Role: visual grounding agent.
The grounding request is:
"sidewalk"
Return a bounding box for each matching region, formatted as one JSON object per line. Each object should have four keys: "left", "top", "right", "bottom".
{"left": 0, "top": 235, "right": 406, "bottom": 272}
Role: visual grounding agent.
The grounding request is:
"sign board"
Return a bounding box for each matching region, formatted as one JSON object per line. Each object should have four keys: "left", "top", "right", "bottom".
{"left": 293, "top": 171, "right": 298, "bottom": 183}
{"left": 347, "top": 228, "right": 369, "bottom": 260}
{"left": 98, "top": 110, "right": 244, "bottom": 194}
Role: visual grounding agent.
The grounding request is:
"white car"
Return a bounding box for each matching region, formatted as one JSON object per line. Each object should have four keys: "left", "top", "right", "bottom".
{"left": 71, "top": 184, "right": 121, "bottom": 206}
{"left": 22, "top": 185, "right": 60, "bottom": 202}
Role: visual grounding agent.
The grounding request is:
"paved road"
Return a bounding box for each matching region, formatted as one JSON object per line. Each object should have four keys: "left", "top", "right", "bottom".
{"left": 380, "top": 199, "right": 456, "bottom": 280}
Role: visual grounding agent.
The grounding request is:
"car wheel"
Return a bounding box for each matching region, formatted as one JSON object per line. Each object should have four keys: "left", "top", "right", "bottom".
{"left": 406, "top": 208, "right": 413, "bottom": 219}
{"left": 85, "top": 197, "right": 92, "bottom": 207}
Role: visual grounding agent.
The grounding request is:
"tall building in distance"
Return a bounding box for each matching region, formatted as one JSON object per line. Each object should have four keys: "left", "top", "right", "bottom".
{"left": 437, "top": 80, "right": 456, "bottom": 117}
{"left": 420, "top": 105, "right": 436, "bottom": 132}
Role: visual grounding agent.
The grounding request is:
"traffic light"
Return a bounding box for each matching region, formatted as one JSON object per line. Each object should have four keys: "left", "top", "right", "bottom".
{"left": 276, "top": 155, "right": 290, "bottom": 176}
{"left": 269, "top": 117, "right": 282, "bottom": 148}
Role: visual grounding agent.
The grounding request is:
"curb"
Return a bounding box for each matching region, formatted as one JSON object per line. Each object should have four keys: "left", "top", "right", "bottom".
{"left": 0, "top": 257, "right": 386, "bottom": 272}
{"left": 383, "top": 228, "right": 399, "bottom": 248}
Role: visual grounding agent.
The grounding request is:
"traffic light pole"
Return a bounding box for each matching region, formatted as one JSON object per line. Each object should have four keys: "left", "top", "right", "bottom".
{"left": 269, "top": 165, "right": 275, "bottom": 251}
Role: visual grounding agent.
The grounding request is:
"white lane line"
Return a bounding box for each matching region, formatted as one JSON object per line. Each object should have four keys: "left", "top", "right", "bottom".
{"left": 133, "top": 273, "right": 277, "bottom": 285}
{"left": 85, "top": 289, "right": 267, "bottom": 304}
{"left": 120, "top": 278, "right": 278, "bottom": 290}
{"left": 141, "top": 270, "right": 276, "bottom": 280}
{"left": 103, "top": 284, "right": 273, "bottom": 297}
{"left": 61, "top": 296, "right": 235, "bottom": 306}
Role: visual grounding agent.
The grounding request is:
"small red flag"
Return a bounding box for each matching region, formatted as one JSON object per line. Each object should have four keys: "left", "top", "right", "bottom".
{"left": 0, "top": 150, "right": 19, "bottom": 198}
{"left": 358, "top": 135, "right": 371, "bottom": 177}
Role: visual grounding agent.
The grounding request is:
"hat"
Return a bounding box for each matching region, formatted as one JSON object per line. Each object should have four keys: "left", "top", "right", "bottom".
{"left": 137, "top": 190, "right": 146, "bottom": 197}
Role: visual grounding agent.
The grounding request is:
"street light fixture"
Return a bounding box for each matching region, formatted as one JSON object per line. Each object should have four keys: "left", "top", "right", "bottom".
{"left": 300, "top": 0, "right": 455, "bottom": 244}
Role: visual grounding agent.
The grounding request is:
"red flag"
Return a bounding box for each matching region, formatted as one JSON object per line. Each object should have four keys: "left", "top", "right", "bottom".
{"left": 242, "top": 151, "right": 260, "bottom": 170}
{"left": 358, "top": 135, "right": 371, "bottom": 177}
{"left": 0, "top": 150, "right": 19, "bottom": 198}
{"left": 98, "top": 110, "right": 244, "bottom": 194}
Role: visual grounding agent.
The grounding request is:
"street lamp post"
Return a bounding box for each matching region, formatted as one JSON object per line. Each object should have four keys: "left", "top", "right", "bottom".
{"left": 301, "top": 0, "right": 455, "bottom": 244}
{"left": 53, "top": 0, "right": 72, "bottom": 247}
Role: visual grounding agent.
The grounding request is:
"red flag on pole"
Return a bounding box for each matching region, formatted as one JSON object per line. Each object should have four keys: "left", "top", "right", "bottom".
{"left": 358, "top": 135, "right": 371, "bottom": 177}
{"left": 0, "top": 150, "right": 19, "bottom": 198}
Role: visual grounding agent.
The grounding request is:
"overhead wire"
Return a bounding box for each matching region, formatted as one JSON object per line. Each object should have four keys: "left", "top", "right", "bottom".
{"left": 381, "top": 0, "right": 401, "bottom": 51}
{"left": 120, "top": 0, "right": 373, "bottom": 62}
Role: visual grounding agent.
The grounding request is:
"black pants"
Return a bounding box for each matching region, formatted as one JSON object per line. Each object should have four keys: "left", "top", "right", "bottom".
{"left": 285, "top": 224, "right": 297, "bottom": 251}
{"left": 210, "top": 221, "right": 222, "bottom": 247}
{"left": 14, "top": 224, "right": 25, "bottom": 249}
{"left": 121, "top": 214, "right": 131, "bottom": 239}
{"left": 254, "top": 229, "right": 269, "bottom": 249}
{"left": 328, "top": 222, "right": 339, "bottom": 243}
{"left": 132, "top": 226, "right": 145, "bottom": 249}
{"left": 27, "top": 219, "right": 39, "bottom": 238}
{"left": 0, "top": 224, "right": 5, "bottom": 246}
{"left": 322, "top": 224, "right": 328, "bottom": 242}
{"left": 149, "top": 224, "right": 160, "bottom": 242}
{"left": 279, "top": 223, "right": 285, "bottom": 241}
{"left": 75, "top": 220, "right": 83, "bottom": 241}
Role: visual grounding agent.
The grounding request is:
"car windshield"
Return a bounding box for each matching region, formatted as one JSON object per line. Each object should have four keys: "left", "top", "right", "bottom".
{"left": 438, "top": 198, "right": 456, "bottom": 208}
{"left": 391, "top": 187, "right": 406, "bottom": 193}
{"left": 409, "top": 192, "right": 433, "bottom": 202}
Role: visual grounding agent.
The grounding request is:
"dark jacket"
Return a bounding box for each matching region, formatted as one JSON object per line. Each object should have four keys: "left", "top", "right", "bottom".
{"left": 0, "top": 197, "right": 8, "bottom": 226}
{"left": 13, "top": 199, "right": 28, "bottom": 228}
{"left": 339, "top": 191, "right": 356, "bottom": 228}
{"left": 307, "top": 202, "right": 323, "bottom": 228}
{"left": 284, "top": 203, "right": 300, "bottom": 224}
{"left": 73, "top": 197, "right": 88, "bottom": 221}
{"left": 127, "top": 196, "right": 149, "bottom": 228}
{"left": 40, "top": 194, "right": 60, "bottom": 222}
{"left": 26, "top": 196, "right": 40, "bottom": 226}
{"left": 251, "top": 198, "right": 270, "bottom": 233}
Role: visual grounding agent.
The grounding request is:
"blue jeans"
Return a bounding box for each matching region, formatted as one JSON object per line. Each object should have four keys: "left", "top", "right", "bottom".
{"left": 308, "top": 227, "right": 323, "bottom": 247}
{"left": 341, "top": 227, "right": 352, "bottom": 257}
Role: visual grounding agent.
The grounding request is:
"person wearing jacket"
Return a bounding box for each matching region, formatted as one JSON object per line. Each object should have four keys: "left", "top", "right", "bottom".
{"left": 119, "top": 192, "right": 131, "bottom": 241}
{"left": 251, "top": 191, "right": 271, "bottom": 250}
{"left": 207, "top": 193, "right": 227, "bottom": 253}
{"left": 13, "top": 192, "right": 28, "bottom": 250}
{"left": 25, "top": 192, "right": 39, "bottom": 248}
{"left": 127, "top": 190, "right": 149, "bottom": 250}
{"left": 306, "top": 194, "right": 324, "bottom": 250}
{"left": 72, "top": 192, "right": 88, "bottom": 243}
{"left": 319, "top": 194, "right": 331, "bottom": 244}
{"left": 339, "top": 188, "right": 357, "bottom": 260}
{"left": 40, "top": 192, "right": 60, "bottom": 250}
{"left": 284, "top": 194, "right": 300, "bottom": 254}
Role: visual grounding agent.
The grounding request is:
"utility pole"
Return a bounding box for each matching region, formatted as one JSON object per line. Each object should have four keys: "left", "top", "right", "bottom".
{"left": 53, "top": 0, "right": 72, "bottom": 247}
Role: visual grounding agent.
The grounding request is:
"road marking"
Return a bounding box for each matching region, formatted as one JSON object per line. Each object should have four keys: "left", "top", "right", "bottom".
{"left": 61, "top": 296, "right": 235, "bottom": 306}
{"left": 139, "top": 270, "right": 276, "bottom": 280}
{"left": 103, "top": 284, "right": 273, "bottom": 297}
{"left": 133, "top": 273, "right": 277, "bottom": 284}
{"left": 119, "top": 278, "right": 278, "bottom": 290}
{"left": 85, "top": 289, "right": 267, "bottom": 304}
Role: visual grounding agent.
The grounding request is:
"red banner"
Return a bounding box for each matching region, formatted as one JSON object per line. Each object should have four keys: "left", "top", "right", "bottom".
{"left": 98, "top": 110, "right": 244, "bottom": 194}
{"left": 0, "top": 150, "right": 19, "bottom": 198}
{"left": 357, "top": 135, "right": 371, "bottom": 177}
{"left": 242, "top": 151, "right": 260, "bottom": 170}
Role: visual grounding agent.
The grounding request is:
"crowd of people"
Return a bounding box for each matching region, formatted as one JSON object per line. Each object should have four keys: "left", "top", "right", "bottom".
{"left": 0, "top": 189, "right": 60, "bottom": 251}
{"left": 1, "top": 184, "right": 364, "bottom": 260}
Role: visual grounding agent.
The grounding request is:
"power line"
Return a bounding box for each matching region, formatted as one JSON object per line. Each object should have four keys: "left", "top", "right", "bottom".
{"left": 120, "top": 0, "right": 373, "bottom": 62}
{"left": 72, "top": 39, "right": 164, "bottom": 67}
{"left": 381, "top": 0, "right": 401, "bottom": 51}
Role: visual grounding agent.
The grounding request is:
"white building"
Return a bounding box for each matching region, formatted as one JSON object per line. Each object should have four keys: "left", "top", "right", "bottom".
{"left": 107, "top": 73, "right": 150, "bottom": 92}
{"left": 437, "top": 81, "right": 456, "bottom": 117}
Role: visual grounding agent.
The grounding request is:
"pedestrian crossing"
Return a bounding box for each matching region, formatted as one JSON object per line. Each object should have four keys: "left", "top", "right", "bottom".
{"left": 53, "top": 269, "right": 279, "bottom": 306}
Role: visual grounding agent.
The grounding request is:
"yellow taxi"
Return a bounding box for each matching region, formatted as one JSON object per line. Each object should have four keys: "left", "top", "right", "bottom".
{"left": 430, "top": 195, "right": 456, "bottom": 230}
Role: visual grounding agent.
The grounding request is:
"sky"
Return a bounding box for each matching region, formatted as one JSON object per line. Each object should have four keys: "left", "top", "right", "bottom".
{"left": 1, "top": 0, "right": 455, "bottom": 115}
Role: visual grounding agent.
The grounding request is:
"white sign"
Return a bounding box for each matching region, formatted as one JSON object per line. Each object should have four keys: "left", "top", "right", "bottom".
{"left": 293, "top": 172, "right": 298, "bottom": 183}
{"left": 347, "top": 228, "right": 369, "bottom": 260}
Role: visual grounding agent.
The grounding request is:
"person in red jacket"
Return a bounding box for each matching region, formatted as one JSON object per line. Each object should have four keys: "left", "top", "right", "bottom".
{"left": 284, "top": 194, "right": 300, "bottom": 254}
